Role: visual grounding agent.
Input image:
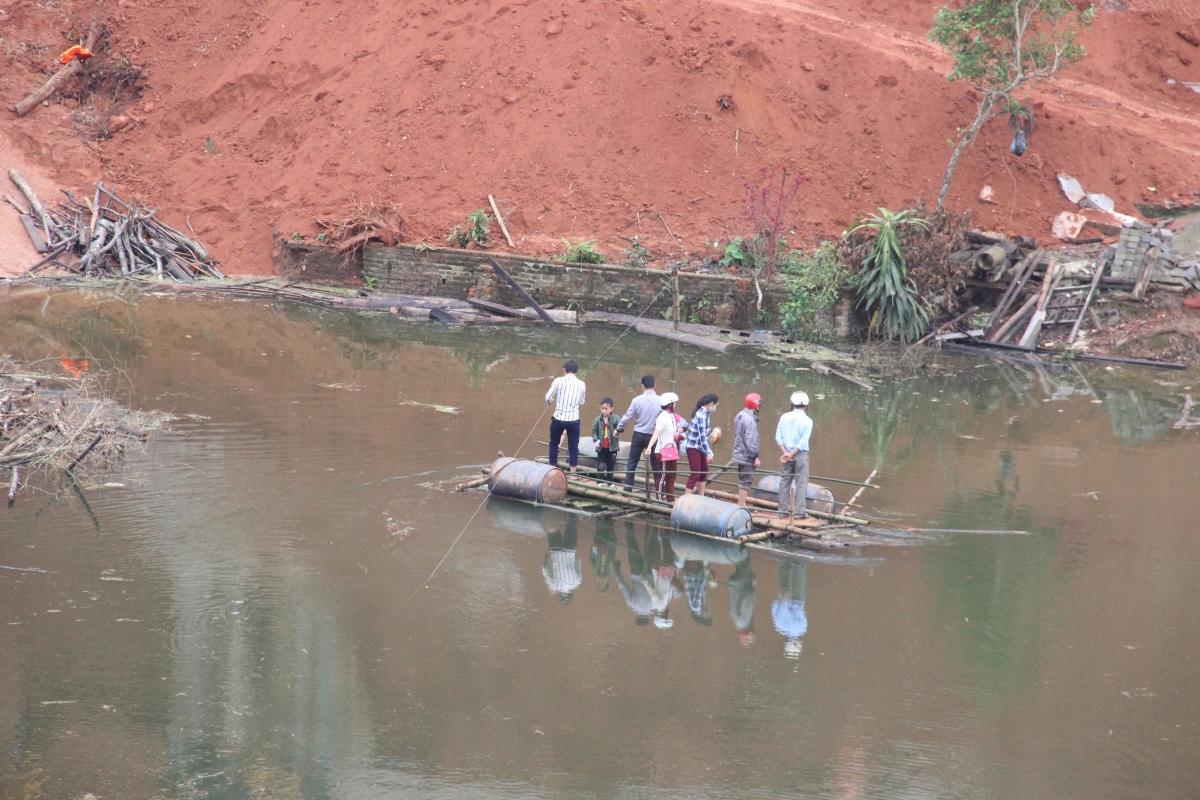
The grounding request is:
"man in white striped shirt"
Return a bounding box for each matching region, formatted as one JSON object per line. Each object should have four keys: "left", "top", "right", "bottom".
{"left": 545, "top": 359, "right": 586, "bottom": 472}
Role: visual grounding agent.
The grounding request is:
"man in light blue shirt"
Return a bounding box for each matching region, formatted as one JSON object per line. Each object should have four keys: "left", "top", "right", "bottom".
{"left": 775, "top": 391, "right": 813, "bottom": 520}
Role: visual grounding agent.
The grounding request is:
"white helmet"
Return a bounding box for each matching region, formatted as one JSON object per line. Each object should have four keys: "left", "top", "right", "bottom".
{"left": 791, "top": 391, "right": 809, "bottom": 407}
{"left": 659, "top": 392, "right": 680, "bottom": 406}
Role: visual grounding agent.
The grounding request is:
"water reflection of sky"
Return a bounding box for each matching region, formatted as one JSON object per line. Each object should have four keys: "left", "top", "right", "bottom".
{"left": 1, "top": 287, "right": 1198, "bottom": 800}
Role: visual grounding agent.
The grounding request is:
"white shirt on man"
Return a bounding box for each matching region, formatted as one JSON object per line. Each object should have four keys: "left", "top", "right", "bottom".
{"left": 545, "top": 374, "right": 586, "bottom": 422}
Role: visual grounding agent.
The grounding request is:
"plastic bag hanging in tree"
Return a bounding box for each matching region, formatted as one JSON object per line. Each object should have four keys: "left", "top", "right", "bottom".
{"left": 1008, "top": 105, "right": 1034, "bottom": 157}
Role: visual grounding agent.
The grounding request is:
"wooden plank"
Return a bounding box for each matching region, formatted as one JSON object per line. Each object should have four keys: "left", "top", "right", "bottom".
{"left": 1131, "top": 246, "right": 1159, "bottom": 301}
{"left": 985, "top": 250, "right": 1041, "bottom": 336}
{"left": 989, "top": 293, "right": 1039, "bottom": 343}
{"left": 19, "top": 215, "right": 48, "bottom": 253}
{"left": 486, "top": 256, "right": 555, "bottom": 324}
{"left": 915, "top": 304, "right": 979, "bottom": 346}
{"left": 467, "top": 297, "right": 524, "bottom": 318}
{"left": 1017, "top": 258, "right": 1060, "bottom": 348}
{"left": 1068, "top": 258, "right": 1108, "bottom": 344}
{"left": 429, "top": 307, "right": 462, "bottom": 324}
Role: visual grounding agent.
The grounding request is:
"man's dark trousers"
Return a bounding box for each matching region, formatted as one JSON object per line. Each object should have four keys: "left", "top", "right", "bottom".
{"left": 549, "top": 418, "right": 581, "bottom": 467}
{"left": 623, "top": 431, "right": 655, "bottom": 489}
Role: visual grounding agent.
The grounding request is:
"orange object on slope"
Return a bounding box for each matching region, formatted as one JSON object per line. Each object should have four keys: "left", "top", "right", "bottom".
{"left": 60, "top": 355, "right": 90, "bottom": 379}
{"left": 59, "top": 45, "right": 93, "bottom": 65}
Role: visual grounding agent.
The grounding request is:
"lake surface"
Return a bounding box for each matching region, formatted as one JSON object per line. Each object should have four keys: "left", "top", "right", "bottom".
{"left": 1, "top": 284, "right": 1198, "bottom": 800}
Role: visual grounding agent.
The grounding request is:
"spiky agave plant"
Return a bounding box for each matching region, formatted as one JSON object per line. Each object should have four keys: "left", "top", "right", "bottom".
{"left": 849, "top": 208, "right": 931, "bottom": 344}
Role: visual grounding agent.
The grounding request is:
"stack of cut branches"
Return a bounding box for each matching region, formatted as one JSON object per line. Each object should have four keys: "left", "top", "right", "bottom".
{"left": 0, "top": 360, "right": 165, "bottom": 497}
{"left": 6, "top": 170, "right": 223, "bottom": 280}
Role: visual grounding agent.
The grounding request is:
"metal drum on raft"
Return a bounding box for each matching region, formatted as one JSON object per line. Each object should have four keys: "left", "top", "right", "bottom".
{"left": 487, "top": 457, "right": 568, "bottom": 503}
{"left": 671, "top": 494, "right": 754, "bottom": 540}
{"left": 753, "top": 476, "right": 836, "bottom": 514}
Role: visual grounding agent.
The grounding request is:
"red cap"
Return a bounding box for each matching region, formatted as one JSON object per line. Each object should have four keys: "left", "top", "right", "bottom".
{"left": 744, "top": 393, "right": 762, "bottom": 410}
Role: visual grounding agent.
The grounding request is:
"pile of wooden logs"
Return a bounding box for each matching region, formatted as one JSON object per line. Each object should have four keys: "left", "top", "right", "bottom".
{"left": 5, "top": 170, "right": 222, "bottom": 280}
{"left": 1, "top": 360, "right": 163, "bottom": 499}
{"left": 950, "top": 230, "right": 1041, "bottom": 288}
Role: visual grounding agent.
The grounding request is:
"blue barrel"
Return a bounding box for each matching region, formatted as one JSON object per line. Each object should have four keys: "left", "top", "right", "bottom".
{"left": 753, "top": 476, "right": 835, "bottom": 514}
{"left": 488, "top": 457, "right": 568, "bottom": 503}
{"left": 671, "top": 494, "right": 754, "bottom": 539}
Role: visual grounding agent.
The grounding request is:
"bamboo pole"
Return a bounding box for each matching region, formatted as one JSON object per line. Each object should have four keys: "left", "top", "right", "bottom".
{"left": 488, "top": 194, "right": 515, "bottom": 248}
{"left": 672, "top": 267, "right": 681, "bottom": 333}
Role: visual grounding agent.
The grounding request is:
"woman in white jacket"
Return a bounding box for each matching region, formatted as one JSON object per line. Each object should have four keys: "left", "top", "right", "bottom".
{"left": 646, "top": 392, "right": 683, "bottom": 501}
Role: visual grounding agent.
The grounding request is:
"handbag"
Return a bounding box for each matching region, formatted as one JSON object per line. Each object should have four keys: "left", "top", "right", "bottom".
{"left": 659, "top": 442, "right": 680, "bottom": 462}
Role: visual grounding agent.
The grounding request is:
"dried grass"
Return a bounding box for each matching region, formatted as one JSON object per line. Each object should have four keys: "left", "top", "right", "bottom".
{"left": 315, "top": 197, "right": 406, "bottom": 258}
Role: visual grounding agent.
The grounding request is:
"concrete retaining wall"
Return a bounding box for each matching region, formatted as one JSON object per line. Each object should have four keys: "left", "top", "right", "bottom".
{"left": 360, "top": 243, "right": 856, "bottom": 336}
{"left": 274, "top": 238, "right": 363, "bottom": 286}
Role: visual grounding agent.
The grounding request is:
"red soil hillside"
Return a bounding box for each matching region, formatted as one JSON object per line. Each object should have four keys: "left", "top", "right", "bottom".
{"left": 2, "top": 0, "right": 1198, "bottom": 274}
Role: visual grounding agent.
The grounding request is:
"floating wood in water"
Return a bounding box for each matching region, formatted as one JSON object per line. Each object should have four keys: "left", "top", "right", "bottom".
{"left": 633, "top": 323, "right": 737, "bottom": 354}
{"left": 811, "top": 361, "right": 874, "bottom": 391}
{"left": 1174, "top": 394, "right": 1200, "bottom": 429}
{"left": 467, "top": 297, "right": 525, "bottom": 318}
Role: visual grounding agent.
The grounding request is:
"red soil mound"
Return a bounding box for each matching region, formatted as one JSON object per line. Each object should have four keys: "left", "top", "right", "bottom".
{"left": 2, "top": 0, "right": 1198, "bottom": 274}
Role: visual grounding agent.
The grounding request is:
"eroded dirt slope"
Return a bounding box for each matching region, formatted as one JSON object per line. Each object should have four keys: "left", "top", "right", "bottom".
{"left": 1, "top": 0, "right": 1198, "bottom": 273}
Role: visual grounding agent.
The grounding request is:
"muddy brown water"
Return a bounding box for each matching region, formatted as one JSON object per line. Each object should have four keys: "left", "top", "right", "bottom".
{"left": 1, "top": 285, "right": 1198, "bottom": 800}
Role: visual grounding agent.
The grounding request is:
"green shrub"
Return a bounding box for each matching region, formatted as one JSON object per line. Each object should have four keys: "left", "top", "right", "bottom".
{"left": 719, "top": 238, "right": 753, "bottom": 270}
{"left": 849, "top": 208, "right": 931, "bottom": 344}
{"left": 563, "top": 239, "right": 604, "bottom": 264}
{"left": 447, "top": 209, "right": 492, "bottom": 248}
{"left": 778, "top": 242, "right": 850, "bottom": 342}
{"left": 621, "top": 237, "right": 651, "bottom": 268}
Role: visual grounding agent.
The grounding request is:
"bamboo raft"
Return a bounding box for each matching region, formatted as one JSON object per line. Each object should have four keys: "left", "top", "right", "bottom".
{"left": 457, "top": 457, "right": 876, "bottom": 553}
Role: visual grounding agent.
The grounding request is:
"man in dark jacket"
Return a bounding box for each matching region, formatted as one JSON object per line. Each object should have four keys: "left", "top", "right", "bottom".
{"left": 731, "top": 393, "right": 762, "bottom": 507}
{"left": 617, "top": 375, "right": 659, "bottom": 491}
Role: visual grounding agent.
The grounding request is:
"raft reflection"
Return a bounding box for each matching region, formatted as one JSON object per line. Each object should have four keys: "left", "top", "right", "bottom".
{"left": 487, "top": 497, "right": 807, "bottom": 654}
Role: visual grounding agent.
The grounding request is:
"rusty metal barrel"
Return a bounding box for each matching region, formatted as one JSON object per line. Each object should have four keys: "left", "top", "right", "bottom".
{"left": 670, "top": 530, "right": 749, "bottom": 565}
{"left": 487, "top": 457, "right": 567, "bottom": 504}
{"left": 753, "top": 476, "right": 835, "bottom": 515}
{"left": 670, "top": 494, "right": 754, "bottom": 539}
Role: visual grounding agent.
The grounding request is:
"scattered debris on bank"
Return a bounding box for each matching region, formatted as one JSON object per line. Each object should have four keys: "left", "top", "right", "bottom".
{"left": 1, "top": 358, "right": 166, "bottom": 501}
{"left": 918, "top": 211, "right": 1200, "bottom": 370}
{"left": 5, "top": 170, "right": 223, "bottom": 280}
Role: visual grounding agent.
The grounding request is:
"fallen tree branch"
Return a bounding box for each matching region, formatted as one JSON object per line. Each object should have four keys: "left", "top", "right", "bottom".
{"left": 10, "top": 1, "right": 105, "bottom": 117}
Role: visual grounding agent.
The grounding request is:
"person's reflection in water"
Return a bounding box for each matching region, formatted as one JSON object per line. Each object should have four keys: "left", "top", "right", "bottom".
{"left": 772, "top": 560, "right": 808, "bottom": 658}
{"left": 728, "top": 557, "right": 756, "bottom": 647}
{"left": 681, "top": 558, "right": 715, "bottom": 626}
{"left": 590, "top": 520, "right": 618, "bottom": 592}
{"left": 543, "top": 517, "right": 582, "bottom": 604}
{"left": 613, "top": 524, "right": 677, "bottom": 628}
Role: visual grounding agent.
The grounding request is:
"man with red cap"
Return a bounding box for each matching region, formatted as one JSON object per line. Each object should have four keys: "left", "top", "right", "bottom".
{"left": 730, "top": 393, "right": 762, "bottom": 507}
